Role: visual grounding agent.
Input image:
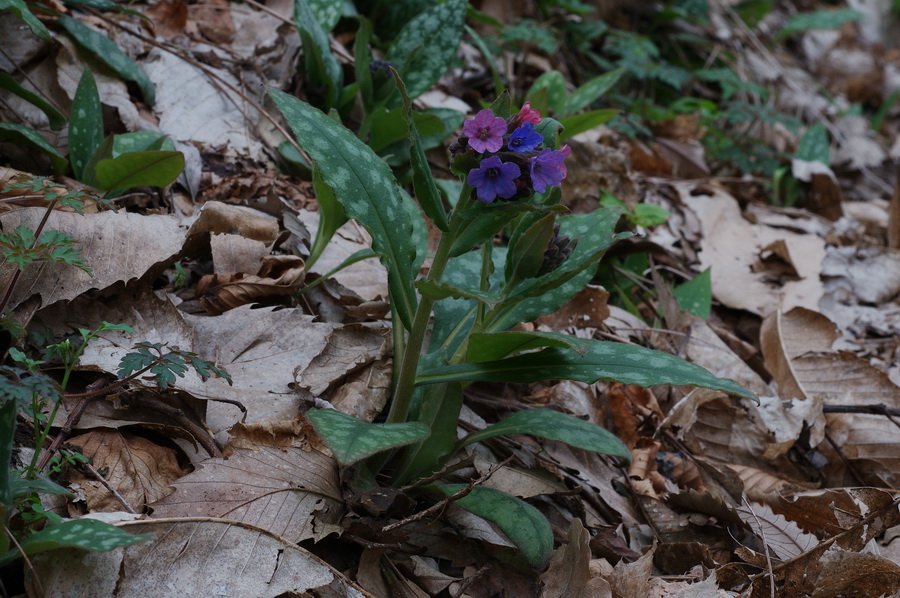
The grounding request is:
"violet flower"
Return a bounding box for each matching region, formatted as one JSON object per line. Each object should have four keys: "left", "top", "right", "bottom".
{"left": 467, "top": 155, "right": 520, "bottom": 202}
{"left": 462, "top": 109, "right": 507, "bottom": 153}
{"left": 530, "top": 145, "right": 571, "bottom": 193}
{"left": 508, "top": 122, "right": 543, "bottom": 153}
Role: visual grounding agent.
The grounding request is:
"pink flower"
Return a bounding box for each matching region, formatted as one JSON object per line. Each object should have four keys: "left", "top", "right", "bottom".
{"left": 516, "top": 102, "right": 542, "bottom": 125}
{"left": 462, "top": 109, "right": 507, "bottom": 153}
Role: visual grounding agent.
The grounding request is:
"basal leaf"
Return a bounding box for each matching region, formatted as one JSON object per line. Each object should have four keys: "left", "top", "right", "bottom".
{"left": 111, "top": 131, "right": 174, "bottom": 157}
{"left": 306, "top": 164, "right": 346, "bottom": 270}
{"left": 433, "top": 485, "right": 553, "bottom": 568}
{"left": 457, "top": 409, "right": 631, "bottom": 462}
{"left": 309, "top": 0, "right": 342, "bottom": 31}
{"left": 417, "top": 340, "right": 758, "bottom": 401}
{"left": 295, "top": 0, "right": 342, "bottom": 107}
{"left": 0, "top": 73, "right": 65, "bottom": 129}
{"left": 393, "top": 382, "right": 463, "bottom": 483}
{"left": 69, "top": 68, "right": 104, "bottom": 181}
{"left": 94, "top": 150, "right": 185, "bottom": 191}
{"left": 564, "top": 68, "right": 623, "bottom": 115}
{"left": 58, "top": 16, "right": 155, "bottom": 106}
{"left": 306, "top": 408, "right": 430, "bottom": 466}
{"left": 0, "top": 519, "right": 153, "bottom": 565}
{"left": 270, "top": 88, "right": 419, "bottom": 330}
{"left": 0, "top": 123, "right": 67, "bottom": 174}
{"left": 0, "top": 0, "right": 50, "bottom": 40}
{"left": 415, "top": 279, "right": 500, "bottom": 307}
{"left": 527, "top": 70, "right": 567, "bottom": 115}
{"left": 386, "top": 0, "right": 467, "bottom": 99}
{"left": 673, "top": 268, "right": 711, "bottom": 320}
{"left": 466, "top": 330, "right": 591, "bottom": 363}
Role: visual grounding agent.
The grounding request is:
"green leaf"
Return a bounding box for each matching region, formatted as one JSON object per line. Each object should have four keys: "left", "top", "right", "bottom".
{"left": 466, "top": 330, "right": 591, "bottom": 362}
{"left": 270, "top": 88, "right": 419, "bottom": 330}
{"left": 415, "top": 279, "right": 500, "bottom": 307}
{"left": 559, "top": 109, "right": 619, "bottom": 140}
{"left": 306, "top": 164, "right": 347, "bottom": 270}
{"left": 0, "top": 519, "right": 153, "bottom": 565}
{"left": 488, "top": 208, "right": 623, "bottom": 331}
{"left": 386, "top": 0, "right": 468, "bottom": 99}
{"left": 776, "top": 8, "right": 862, "bottom": 41}
{"left": 673, "top": 268, "right": 711, "bottom": 319}
{"left": 69, "top": 69, "right": 104, "bottom": 181}
{"left": 564, "top": 68, "right": 623, "bottom": 115}
{"left": 505, "top": 213, "right": 555, "bottom": 288}
{"left": 9, "top": 476, "right": 74, "bottom": 499}
{"left": 0, "top": 0, "right": 51, "bottom": 40}
{"left": 63, "top": 0, "right": 151, "bottom": 21}
{"left": 393, "top": 382, "right": 463, "bottom": 482}
{"left": 457, "top": 409, "right": 630, "bottom": 462}
{"left": 111, "top": 131, "right": 174, "bottom": 157}
{"left": 534, "top": 117, "right": 564, "bottom": 152}
{"left": 395, "top": 69, "right": 450, "bottom": 231}
{"left": 306, "top": 408, "right": 430, "bottom": 466}
{"left": 295, "top": 0, "right": 343, "bottom": 108}
{"left": 0, "top": 73, "right": 65, "bottom": 130}
{"left": 417, "top": 339, "right": 758, "bottom": 401}
{"left": 795, "top": 122, "right": 829, "bottom": 165}
{"left": 527, "top": 71, "right": 567, "bottom": 115}
{"left": 58, "top": 16, "right": 156, "bottom": 106}
{"left": 93, "top": 151, "right": 185, "bottom": 191}
{"left": 368, "top": 108, "right": 444, "bottom": 153}
{"left": 354, "top": 17, "right": 374, "bottom": 106}
{"left": 0, "top": 123, "right": 67, "bottom": 174}
{"left": 432, "top": 485, "right": 553, "bottom": 568}
{"left": 309, "top": 0, "right": 342, "bottom": 31}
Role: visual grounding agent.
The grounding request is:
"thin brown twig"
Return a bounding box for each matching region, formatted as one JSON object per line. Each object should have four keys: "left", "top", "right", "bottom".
{"left": 82, "top": 461, "right": 138, "bottom": 514}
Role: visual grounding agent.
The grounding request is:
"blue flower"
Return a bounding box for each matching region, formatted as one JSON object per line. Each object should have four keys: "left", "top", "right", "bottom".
{"left": 467, "top": 156, "right": 520, "bottom": 203}
{"left": 508, "top": 122, "right": 543, "bottom": 153}
{"left": 529, "top": 145, "right": 570, "bottom": 193}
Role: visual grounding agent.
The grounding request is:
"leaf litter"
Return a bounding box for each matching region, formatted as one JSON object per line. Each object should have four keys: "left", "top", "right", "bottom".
{"left": 2, "top": 0, "right": 900, "bottom": 596}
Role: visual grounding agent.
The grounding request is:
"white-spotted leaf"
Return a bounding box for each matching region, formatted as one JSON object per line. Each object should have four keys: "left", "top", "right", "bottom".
{"left": 306, "top": 408, "right": 430, "bottom": 466}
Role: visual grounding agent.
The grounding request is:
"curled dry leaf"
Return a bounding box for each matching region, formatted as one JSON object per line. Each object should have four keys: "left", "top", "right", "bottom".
{"left": 26, "top": 518, "right": 373, "bottom": 598}
{"left": 541, "top": 518, "right": 591, "bottom": 598}
{"left": 149, "top": 418, "right": 342, "bottom": 543}
{"left": 66, "top": 429, "right": 190, "bottom": 513}
{"left": 197, "top": 254, "right": 306, "bottom": 315}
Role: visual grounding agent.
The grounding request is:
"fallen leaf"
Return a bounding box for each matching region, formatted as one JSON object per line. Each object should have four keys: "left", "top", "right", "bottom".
{"left": 197, "top": 254, "right": 306, "bottom": 315}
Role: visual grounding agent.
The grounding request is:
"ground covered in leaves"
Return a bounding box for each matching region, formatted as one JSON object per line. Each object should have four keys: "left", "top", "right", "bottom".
{"left": 1, "top": 0, "right": 900, "bottom": 596}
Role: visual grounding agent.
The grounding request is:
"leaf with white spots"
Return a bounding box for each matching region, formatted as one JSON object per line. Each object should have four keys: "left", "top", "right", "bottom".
{"left": 270, "top": 88, "right": 419, "bottom": 329}
{"left": 386, "top": 0, "right": 468, "bottom": 99}
{"left": 416, "top": 338, "right": 758, "bottom": 401}
{"left": 306, "top": 408, "right": 430, "bottom": 466}
{"left": 69, "top": 68, "right": 104, "bottom": 182}
{"left": 1, "top": 519, "right": 152, "bottom": 565}
{"left": 309, "top": 0, "right": 342, "bottom": 31}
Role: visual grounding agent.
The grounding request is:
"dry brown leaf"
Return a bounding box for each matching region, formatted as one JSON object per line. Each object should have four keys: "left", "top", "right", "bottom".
{"left": 26, "top": 518, "right": 373, "bottom": 598}
{"left": 533, "top": 284, "right": 610, "bottom": 329}
{"left": 541, "top": 518, "right": 591, "bottom": 598}
{"left": 679, "top": 183, "right": 825, "bottom": 316}
{"left": 209, "top": 232, "right": 268, "bottom": 274}
{"left": 328, "top": 359, "right": 393, "bottom": 422}
{"left": 0, "top": 208, "right": 186, "bottom": 313}
{"left": 810, "top": 550, "right": 900, "bottom": 598}
{"left": 66, "top": 429, "right": 189, "bottom": 513}
{"left": 144, "top": 0, "right": 188, "bottom": 39}
{"left": 769, "top": 488, "right": 898, "bottom": 540}
{"left": 607, "top": 544, "right": 656, "bottom": 598}
{"left": 609, "top": 382, "right": 664, "bottom": 450}
{"left": 149, "top": 418, "right": 342, "bottom": 543}
{"left": 293, "top": 322, "right": 389, "bottom": 397}
{"left": 736, "top": 500, "right": 818, "bottom": 560}
{"left": 197, "top": 254, "right": 305, "bottom": 315}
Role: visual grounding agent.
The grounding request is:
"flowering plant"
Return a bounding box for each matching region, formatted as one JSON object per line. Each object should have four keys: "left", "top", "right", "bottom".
{"left": 270, "top": 84, "right": 756, "bottom": 568}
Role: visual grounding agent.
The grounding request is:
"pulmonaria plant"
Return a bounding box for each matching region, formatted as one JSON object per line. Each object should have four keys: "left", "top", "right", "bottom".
{"left": 270, "top": 86, "right": 757, "bottom": 569}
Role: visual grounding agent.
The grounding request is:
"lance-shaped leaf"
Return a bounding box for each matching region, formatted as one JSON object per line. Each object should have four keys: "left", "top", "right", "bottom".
{"left": 564, "top": 68, "right": 623, "bottom": 115}
{"left": 306, "top": 164, "right": 346, "bottom": 270}
{"left": 0, "top": 0, "right": 50, "bottom": 40}
{"left": 505, "top": 213, "right": 555, "bottom": 287}
{"left": 58, "top": 16, "right": 155, "bottom": 106}
{"left": 393, "top": 382, "right": 463, "bottom": 483}
{"left": 0, "top": 73, "right": 65, "bottom": 130}
{"left": 0, "top": 124, "right": 67, "bottom": 174}
{"left": 309, "top": 0, "right": 342, "bottom": 31}
{"left": 295, "top": 0, "right": 342, "bottom": 108}
{"left": 386, "top": 0, "right": 467, "bottom": 99}
{"left": 432, "top": 485, "right": 553, "bottom": 568}
{"left": 456, "top": 408, "right": 630, "bottom": 462}
{"left": 306, "top": 408, "right": 430, "bottom": 466}
{"left": 270, "top": 88, "right": 419, "bottom": 330}
{"left": 93, "top": 151, "right": 185, "bottom": 191}
{"left": 416, "top": 340, "right": 759, "bottom": 401}
{"left": 415, "top": 279, "right": 500, "bottom": 307}
{"left": 466, "top": 330, "right": 591, "bottom": 363}
{"left": 394, "top": 67, "right": 450, "bottom": 231}
{"left": 559, "top": 109, "right": 619, "bottom": 140}
{"left": 0, "top": 519, "right": 153, "bottom": 566}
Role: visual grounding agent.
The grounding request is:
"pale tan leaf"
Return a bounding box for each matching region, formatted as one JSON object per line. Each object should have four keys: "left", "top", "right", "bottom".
{"left": 293, "top": 322, "right": 389, "bottom": 396}
{"left": 328, "top": 359, "right": 393, "bottom": 422}
{"left": 25, "top": 518, "right": 373, "bottom": 598}
{"left": 736, "top": 501, "right": 818, "bottom": 560}
{"left": 209, "top": 232, "right": 268, "bottom": 274}
{"left": 810, "top": 550, "right": 900, "bottom": 598}
{"left": 149, "top": 418, "right": 342, "bottom": 543}
{"left": 66, "top": 429, "right": 189, "bottom": 512}
{"left": 0, "top": 208, "right": 186, "bottom": 313}
{"left": 760, "top": 307, "right": 840, "bottom": 400}
{"left": 541, "top": 518, "right": 591, "bottom": 598}
{"left": 608, "top": 544, "right": 655, "bottom": 598}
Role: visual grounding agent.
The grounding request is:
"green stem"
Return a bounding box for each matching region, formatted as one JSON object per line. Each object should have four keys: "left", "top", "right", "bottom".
{"left": 385, "top": 187, "right": 472, "bottom": 424}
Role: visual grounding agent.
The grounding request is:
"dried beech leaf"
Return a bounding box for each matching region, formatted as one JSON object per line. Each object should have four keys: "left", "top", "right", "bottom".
{"left": 197, "top": 254, "right": 305, "bottom": 315}
{"left": 149, "top": 419, "right": 342, "bottom": 543}
{"left": 541, "top": 518, "right": 591, "bottom": 598}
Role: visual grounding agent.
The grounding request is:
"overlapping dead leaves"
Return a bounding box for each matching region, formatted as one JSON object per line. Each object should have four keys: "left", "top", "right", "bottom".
{"left": 2, "top": 0, "right": 900, "bottom": 596}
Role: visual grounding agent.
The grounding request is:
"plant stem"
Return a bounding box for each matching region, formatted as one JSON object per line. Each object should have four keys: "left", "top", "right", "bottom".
{"left": 0, "top": 198, "right": 57, "bottom": 314}
{"left": 385, "top": 188, "right": 472, "bottom": 424}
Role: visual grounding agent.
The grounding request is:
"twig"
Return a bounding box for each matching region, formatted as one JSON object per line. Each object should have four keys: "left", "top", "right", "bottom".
{"left": 452, "top": 563, "right": 491, "bottom": 598}
{"left": 82, "top": 461, "right": 138, "bottom": 514}
{"left": 824, "top": 431, "right": 867, "bottom": 487}
{"left": 37, "top": 377, "right": 108, "bottom": 471}
{"left": 823, "top": 404, "right": 900, "bottom": 426}
{"left": 380, "top": 456, "right": 512, "bottom": 534}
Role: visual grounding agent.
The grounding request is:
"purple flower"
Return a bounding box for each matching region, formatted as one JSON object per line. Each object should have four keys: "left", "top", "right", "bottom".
{"left": 508, "top": 122, "right": 542, "bottom": 153}
{"left": 467, "top": 156, "right": 520, "bottom": 202}
{"left": 462, "top": 109, "right": 507, "bottom": 153}
{"left": 530, "top": 145, "right": 571, "bottom": 193}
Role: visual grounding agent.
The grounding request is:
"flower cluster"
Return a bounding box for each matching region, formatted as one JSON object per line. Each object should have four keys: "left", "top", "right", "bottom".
{"left": 452, "top": 103, "right": 571, "bottom": 203}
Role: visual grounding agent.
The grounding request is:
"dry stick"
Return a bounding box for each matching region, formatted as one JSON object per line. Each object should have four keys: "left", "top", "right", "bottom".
{"left": 119, "top": 392, "right": 223, "bottom": 458}
{"left": 36, "top": 377, "right": 107, "bottom": 472}
{"left": 741, "top": 497, "right": 776, "bottom": 598}
{"left": 823, "top": 431, "right": 868, "bottom": 488}
{"left": 452, "top": 563, "right": 491, "bottom": 598}
{"left": 823, "top": 404, "right": 900, "bottom": 425}
{"left": 82, "top": 461, "right": 138, "bottom": 514}
{"left": 379, "top": 456, "right": 513, "bottom": 535}
{"left": 6, "top": 528, "right": 41, "bottom": 596}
